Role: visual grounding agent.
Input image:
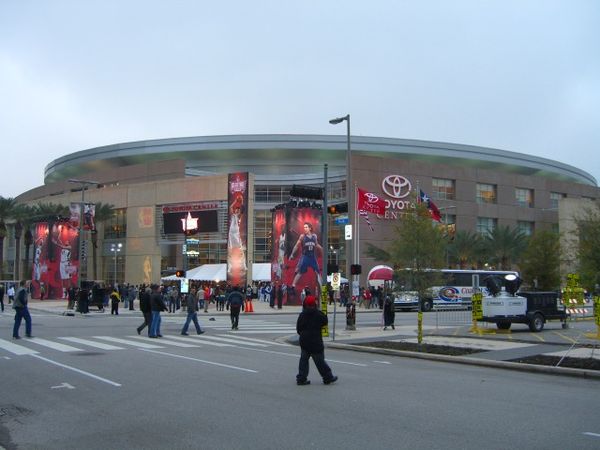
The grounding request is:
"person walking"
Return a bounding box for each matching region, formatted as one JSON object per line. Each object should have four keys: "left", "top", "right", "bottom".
{"left": 110, "top": 287, "right": 121, "bottom": 315}
{"left": 295, "top": 294, "right": 337, "bottom": 386}
{"left": 226, "top": 285, "right": 244, "bottom": 330}
{"left": 12, "top": 280, "right": 33, "bottom": 339}
{"left": 8, "top": 284, "right": 15, "bottom": 304}
{"left": 0, "top": 283, "right": 4, "bottom": 313}
{"left": 137, "top": 286, "right": 152, "bottom": 335}
{"left": 181, "top": 288, "right": 205, "bottom": 335}
{"left": 383, "top": 294, "right": 396, "bottom": 330}
{"left": 149, "top": 285, "right": 168, "bottom": 338}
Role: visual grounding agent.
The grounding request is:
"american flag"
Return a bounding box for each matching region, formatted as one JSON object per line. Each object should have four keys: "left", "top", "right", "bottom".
{"left": 359, "top": 210, "right": 374, "bottom": 232}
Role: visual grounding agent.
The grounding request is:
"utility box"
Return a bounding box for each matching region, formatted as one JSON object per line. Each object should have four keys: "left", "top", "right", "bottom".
{"left": 483, "top": 293, "right": 526, "bottom": 317}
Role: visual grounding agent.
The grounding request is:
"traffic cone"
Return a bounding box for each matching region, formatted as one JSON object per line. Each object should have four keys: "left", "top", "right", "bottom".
{"left": 247, "top": 299, "right": 254, "bottom": 313}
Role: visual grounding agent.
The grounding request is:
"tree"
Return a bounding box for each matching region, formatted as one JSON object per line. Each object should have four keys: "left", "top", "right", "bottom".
{"left": 574, "top": 203, "right": 600, "bottom": 291}
{"left": 481, "top": 225, "right": 528, "bottom": 270}
{"left": 519, "top": 229, "right": 561, "bottom": 291}
{"left": 0, "top": 196, "right": 16, "bottom": 278}
{"left": 447, "top": 230, "right": 483, "bottom": 269}
{"left": 90, "top": 202, "right": 115, "bottom": 280}
{"left": 11, "top": 203, "right": 36, "bottom": 280}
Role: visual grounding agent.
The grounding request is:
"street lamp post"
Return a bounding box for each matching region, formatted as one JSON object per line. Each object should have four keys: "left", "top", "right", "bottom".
{"left": 328, "top": 114, "right": 352, "bottom": 284}
{"left": 110, "top": 243, "right": 122, "bottom": 287}
{"left": 68, "top": 179, "right": 98, "bottom": 291}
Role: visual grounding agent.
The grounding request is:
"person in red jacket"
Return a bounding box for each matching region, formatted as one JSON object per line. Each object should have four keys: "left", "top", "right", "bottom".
{"left": 295, "top": 294, "right": 338, "bottom": 386}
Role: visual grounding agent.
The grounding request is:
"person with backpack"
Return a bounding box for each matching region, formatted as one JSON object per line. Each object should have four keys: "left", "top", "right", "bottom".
{"left": 12, "top": 280, "right": 33, "bottom": 339}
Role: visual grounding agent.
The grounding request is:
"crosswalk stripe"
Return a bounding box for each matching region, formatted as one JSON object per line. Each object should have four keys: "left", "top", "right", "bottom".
{"left": 59, "top": 337, "right": 124, "bottom": 350}
{"left": 93, "top": 336, "right": 163, "bottom": 349}
{"left": 0, "top": 338, "right": 39, "bottom": 355}
{"left": 169, "top": 335, "right": 232, "bottom": 347}
{"left": 233, "top": 330, "right": 297, "bottom": 334}
{"left": 27, "top": 337, "right": 83, "bottom": 352}
{"left": 215, "top": 335, "right": 291, "bottom": 347}
{"left": 129, "top": 336, "right": 199, "bottom": 348}
{"left": 197, "top": 335, "right": 268, "bottom": 347}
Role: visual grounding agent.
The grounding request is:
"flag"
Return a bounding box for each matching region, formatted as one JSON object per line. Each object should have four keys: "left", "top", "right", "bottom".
{"left": 359, "top": 210, "right": 374, "bottom": 232}
{"left": 357, "top": 187, "right": 386, "bottom": 215}
{"left": 419, "top": 189, "right": 442, "bottom": 222}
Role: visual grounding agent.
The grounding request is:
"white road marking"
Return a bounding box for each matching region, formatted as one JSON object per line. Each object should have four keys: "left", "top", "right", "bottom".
{"left": 51, "top": 382, "right": 75, "bottom": 389}
{"left": 216, "top": 334, "right": 292, "bottom": 346}
{"left": 93, "top": 336, "right": 163, "bottom": 349}
{"left": 140, "top": 349, "right": 258, "bottom": 373}
{"left": 196, "top": 335, "right": 268, "bottom": 347}
{"left": 168, "top": 335, "right": 232, "bottom": 347}
{"left": 30, "top": 354, "right": 121, "bottom": 387}
{"left": 130, "top": 336, "right": 199, "bottom": 348}
{"left": 27, "top": 337, "right": 83, "bottom": 352}
{"left": 59, "top": 337, "right": 124, "bottom": 350}
{"left": 0, "top": 338, "right": 39, "bottom": 355}
{"left": 373, "top": 360, "right": 392, "bottom": 365}
{"left": 583, "top": 432, "right": 600, "bottom": 438}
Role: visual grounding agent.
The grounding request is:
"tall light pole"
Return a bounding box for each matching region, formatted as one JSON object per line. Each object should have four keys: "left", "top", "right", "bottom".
{"left": 328, "top": 114, "right": 352, "bottom": 284}
{"left": 110, "top": 243, "right": 122, "bottom": 287}
{"left": 68, "top": 179, "right": 98, "bottom": 291}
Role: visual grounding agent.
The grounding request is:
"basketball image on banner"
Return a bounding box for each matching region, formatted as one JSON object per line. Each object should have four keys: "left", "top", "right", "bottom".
{"left": 227, "top": 172, "right": 249, "bottom": 287}
{"left": 271, "top": 208, "right": 288, "bottom": 283}
{"left": 30, "top": 220, "right": 79, "bottom": 300}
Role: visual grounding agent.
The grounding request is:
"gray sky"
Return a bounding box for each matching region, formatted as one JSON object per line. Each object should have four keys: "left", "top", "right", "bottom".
{"left": 1, "top": 0, "right": 599, "bottom": 198}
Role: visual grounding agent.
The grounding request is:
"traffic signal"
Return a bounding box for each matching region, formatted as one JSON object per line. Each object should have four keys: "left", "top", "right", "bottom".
{"left": 327, "top": 202, "right": 348, "bottom": 214}
{"left": 175, "top": 269, "right": 185, "bottom": 277}
{"left": 350, "top": 264, "right": 362, "bottom": 275}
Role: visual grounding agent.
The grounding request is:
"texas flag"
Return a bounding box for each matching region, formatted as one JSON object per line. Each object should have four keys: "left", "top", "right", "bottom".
{"left": 419, "top": 189, "right": 442, "bottom": 222}
{"left": 357, "top": 187, "right": 386, "bottom": 215}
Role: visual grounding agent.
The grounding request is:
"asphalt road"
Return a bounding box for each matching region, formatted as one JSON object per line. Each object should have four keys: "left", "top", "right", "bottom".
{"left": 1, "top": 312, "right": 599, "bottom": 450}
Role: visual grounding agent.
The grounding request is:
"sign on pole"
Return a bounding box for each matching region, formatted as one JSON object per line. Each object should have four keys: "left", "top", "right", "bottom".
{"left": 344, "top": 224, "right": 352, "bottom": 240}
{"left": 331, "top": 272, "right": 341, "bottom": 291}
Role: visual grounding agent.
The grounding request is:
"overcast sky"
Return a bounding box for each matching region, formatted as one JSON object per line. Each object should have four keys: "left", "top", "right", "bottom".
{"left": 1, "top": 0, "right": 599, "bottom": 198}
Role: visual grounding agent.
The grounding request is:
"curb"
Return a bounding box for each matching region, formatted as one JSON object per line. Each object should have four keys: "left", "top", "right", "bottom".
{"left": 326, "top": 342, "right": 600, "bottom": 380}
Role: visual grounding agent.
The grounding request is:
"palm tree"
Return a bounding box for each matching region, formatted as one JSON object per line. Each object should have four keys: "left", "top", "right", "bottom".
{"left": 482, "top": 225, "right": 529, "bottom": 270}
{"left": 447, "top": 230, "right": 483, "bottom": 269}
{"left": 0, "top": 196, "right": 16, "bottom": 278}
{"left": 11, "top": 203, "right": 36, "bottom": 280}
{"left": 90, "top": 202, "right": 115, "bottom": 280}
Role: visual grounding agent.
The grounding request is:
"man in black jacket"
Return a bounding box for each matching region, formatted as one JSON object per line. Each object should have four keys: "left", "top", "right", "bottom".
{"left": 137, "top": 286, "right": 153, "bottom": 335}
{"left": 295, "top": 294, "right": 337, "bottom": 386}
{"left": 149, "top": 285, "right": 168, "bottom": 338}
{"left": 226, "top": 285, "right": 244, "bottom": 330}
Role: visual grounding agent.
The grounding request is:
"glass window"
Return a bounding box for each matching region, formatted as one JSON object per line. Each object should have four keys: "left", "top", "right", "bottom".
{"left": 517, "top": 221, "right": 534, "bottom": 236}
{"left": 253, "top": 209, "right": 272, "bottom": 263}
{"left": 103, "top": 208, "right": 127, "bottom": 239}
{"left": 515, "top": 188, "right": 534, "bottom": 208}
{"left": 477, "top": 217, "right": 497, "bottom": 235}
{"left": 432, "top": 178, "right": 455, "bottom": 200}
{"left": 549, "top": 192, "right": 565, "bottom": 209}
{"left": 476, "top": 183, "right": 497, "bottom": 204}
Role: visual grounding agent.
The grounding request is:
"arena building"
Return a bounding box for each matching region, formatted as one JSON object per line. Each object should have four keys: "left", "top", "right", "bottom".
{"left": 12, "top": 134, "right": 600, "bottom": 294}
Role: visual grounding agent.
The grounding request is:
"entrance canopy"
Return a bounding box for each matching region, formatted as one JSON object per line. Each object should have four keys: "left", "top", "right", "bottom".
{"left": 367, "top": 265, "right": 394, "bottom": 281}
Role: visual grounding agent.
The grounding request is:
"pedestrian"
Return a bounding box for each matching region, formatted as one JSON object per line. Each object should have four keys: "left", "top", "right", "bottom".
{"left": 110, "top": 287, "right": 121, "bottom": 315}
{"left": 181, "top": 288, "right": 205, "bottom": 335}
{"left": 13, "top": 280, "right": 33, "bottom": 339}
{"left": 383, "top": 294, "right": 395, "bottom": 330}
{"left": 137, "top": 287, "right": 152, "bottom": 335}
{"left": 295, "top": 294, "right": 337, "bottom": 386}
{"left": 215, "top": 285, "right": 225, "bottom": 311}
{"left": 8, "top": 284, "right": 15, "bottom": 304}
{"left": 0, "top": 283, "right": 4, "bottom": 313}
{"left": 277, "top": 283, "right": 284, "bottom": 309}
{"left": 149, "top": 285, "right": 168, "bottom": 338}
{"left": 226, "top": 285, "right": 245, "bottom": 330}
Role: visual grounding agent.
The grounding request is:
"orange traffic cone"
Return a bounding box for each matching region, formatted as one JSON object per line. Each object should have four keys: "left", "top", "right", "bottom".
{"left": 246, "top": 299, "right": 254, "bottom": 313}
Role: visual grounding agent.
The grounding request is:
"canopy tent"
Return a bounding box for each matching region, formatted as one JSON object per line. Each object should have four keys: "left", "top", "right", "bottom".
{"left": 367, "top": 265, "right": 394, "bottom": 281}
{"left": 162, "top": 263, "right": 270, "bottom": 282}
{"left": 252, "top": 263, "right": 271, "bottom": 282}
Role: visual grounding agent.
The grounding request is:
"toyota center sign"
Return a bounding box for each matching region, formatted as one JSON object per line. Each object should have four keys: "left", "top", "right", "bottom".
{"left": 379, "top": 175, "right": 415, "bottom": 219}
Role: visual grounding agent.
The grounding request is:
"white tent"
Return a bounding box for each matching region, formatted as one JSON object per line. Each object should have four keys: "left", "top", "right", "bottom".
{"left": 252, "top": 263, "right": 272, "bottom": 281}
{"left": 162, "top": 263, "right": 272, "bottom": 282}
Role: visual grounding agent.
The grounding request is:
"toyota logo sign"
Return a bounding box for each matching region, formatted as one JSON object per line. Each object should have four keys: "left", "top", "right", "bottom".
{"left": 381, "top": 175, "right": 412, "bottom": 199}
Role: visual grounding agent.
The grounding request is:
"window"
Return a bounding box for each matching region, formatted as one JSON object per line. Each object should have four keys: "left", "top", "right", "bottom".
{"left": 477, "top": 217, "right": 497, "bottom": 235}
{"left": 103, "top": 208, "right": 127, "bottom": 239}
{"left": 517, "top": 221, "right": 534, "bottom": 236}
{"left": 432, "top": 178, "right": 455, "bottom": 200}
{"left": 476, "top": 183, "right": 497, "bottom": 204}
{"left": 253, "top": 209, "right": 272, "bottom": 263}
{"left": 515, "top": 188, "right": 534, "bottom": 208}
{"left": 550, "top": 192, "right": 565, "bottom": 209}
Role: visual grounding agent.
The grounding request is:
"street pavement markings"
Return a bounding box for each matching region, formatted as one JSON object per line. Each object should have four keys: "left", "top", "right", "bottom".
{"left": 93, "top": 336, "right": 163, "bottom": 349}
{"left": 59, "top": 337, "right": 125, "bottom": 350}
{"left": 26, "top": 337, "right": 83, "bottom": 353}
{"left": 29, "top": 354, "right": 121, "bottom": 387}
{"left": 194, "top": 335, "right": 269, "bottom": 347}
{"left": 215, "top": 334, "right": 292, "bottom": 347}
{"left": 165, "top": 335, "right": 232, "bottom": 347}
{"left": 395, "top": 336, "right": 536, "bottom": 351}
{"left": 140, "top": 348, "right": 258, "bottom": 373}
{"left": 129, "top": 336, "right": 200, "bottom": 348}
{"left": 0, "top": 338, "right": 39, "bottom": 355}
{"left": 583, "top": 432, "right": 600, "bottom": 438}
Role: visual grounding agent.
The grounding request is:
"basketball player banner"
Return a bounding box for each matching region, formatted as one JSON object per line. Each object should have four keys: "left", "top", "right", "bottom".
{"left": 227, "top": 172, "right": 249, "bottom": 287}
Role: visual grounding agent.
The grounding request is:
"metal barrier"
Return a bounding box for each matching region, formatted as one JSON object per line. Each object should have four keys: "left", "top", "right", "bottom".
{"left": 433, "top": 304, "right": 472, "bottom": 328}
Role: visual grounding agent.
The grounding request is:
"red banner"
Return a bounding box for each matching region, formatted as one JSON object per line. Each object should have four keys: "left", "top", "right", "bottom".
{"left": 227, "top": 172, "right": 249, "bottom": 287}
{"left": 357, "top": 187, "right": 386, "bottom": 215}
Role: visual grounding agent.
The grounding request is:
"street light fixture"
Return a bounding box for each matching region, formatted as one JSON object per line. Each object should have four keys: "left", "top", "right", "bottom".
{"left": 328, "top": 114, "right": 352, "bottom": 284}
{"left": 110, "top": 243, "right": 122, "bottom": 287}
{"left": 68, "top": 179, "right": 98, "bottom": 290}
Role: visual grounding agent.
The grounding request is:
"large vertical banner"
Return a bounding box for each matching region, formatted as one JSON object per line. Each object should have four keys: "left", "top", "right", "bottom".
{"left": 271, "top": 208, "right": 288, "bottom": 283}
{"left": 30, "top": 220, "right": 79, "bottom": 299}
{"left": 227, "top": 172, "right": 249, "bottom": 287}
{"left": 284, "top": 206, "right": 323, "bottom": 305}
